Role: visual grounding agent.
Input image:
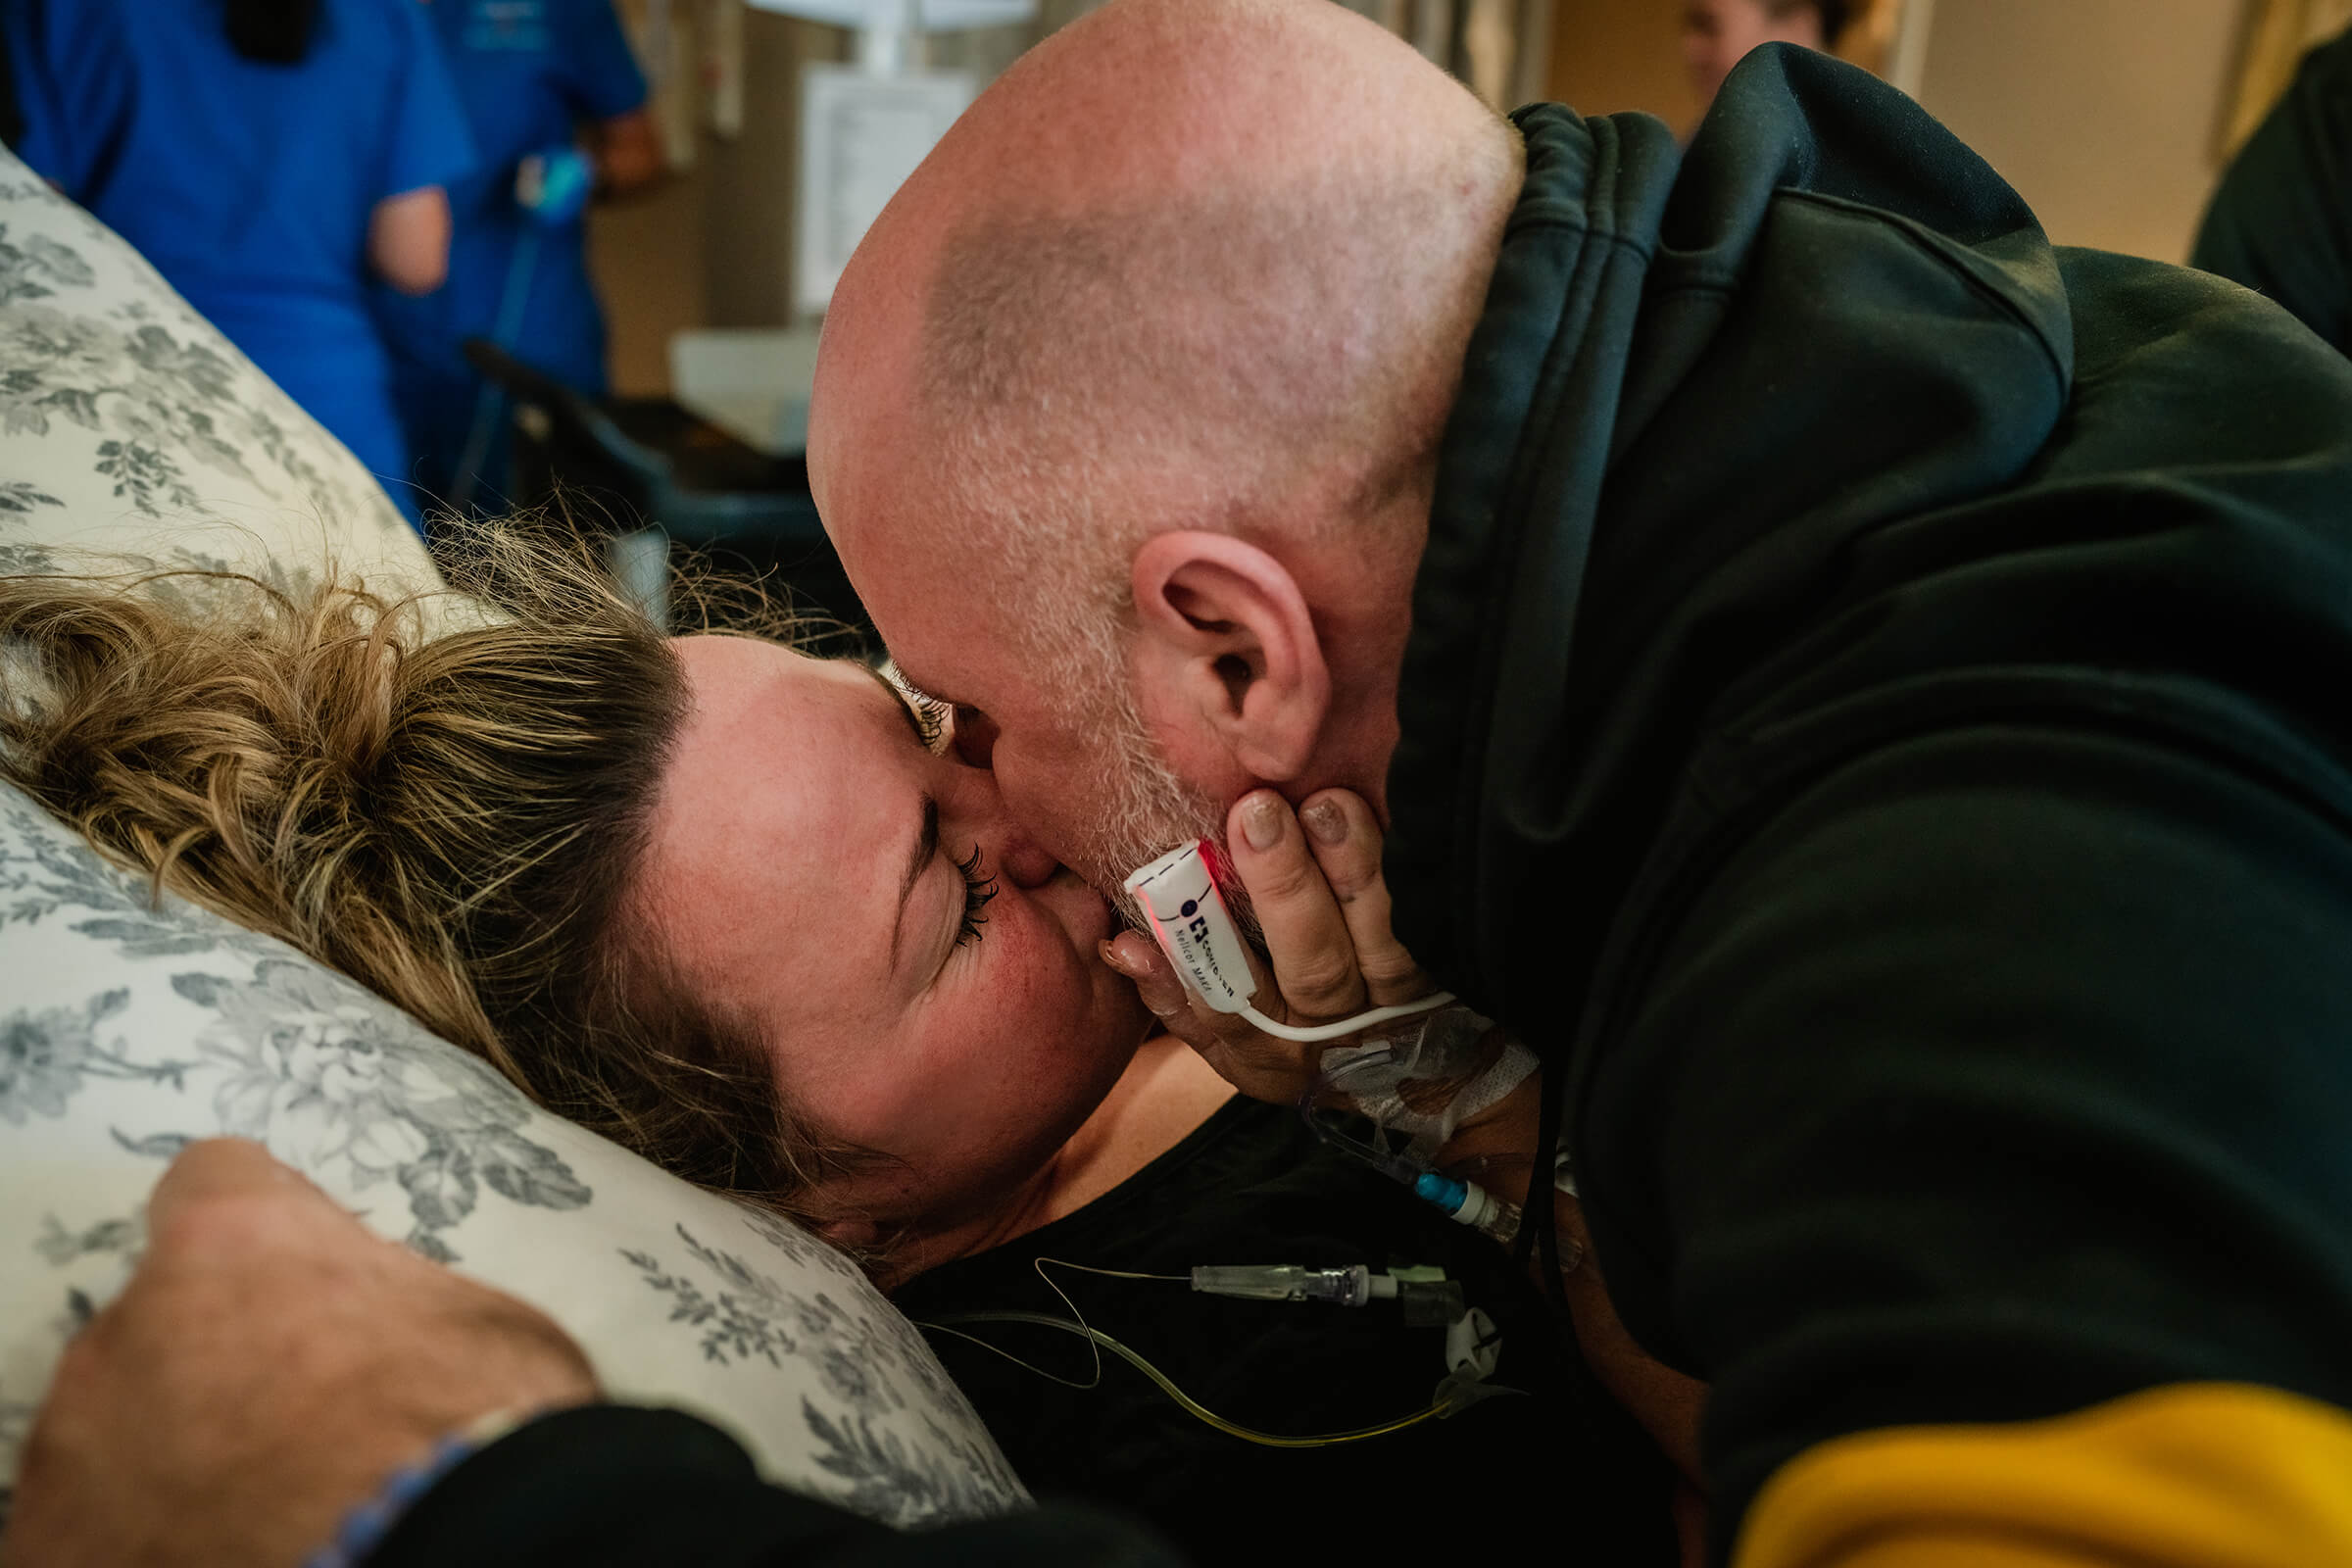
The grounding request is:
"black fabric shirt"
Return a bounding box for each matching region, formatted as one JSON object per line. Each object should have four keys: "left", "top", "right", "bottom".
{"left": 2193, "top": 24, "right": 2352, "bottom": 352}
{"left": 1385, "top": 43, "right": 2352, "bottom": 1564}
{"left": 891, "top": 1096, "right": 1677, "bottom": 1565}
{"left": 374, "top": 1100, "right": 1677, "bottom": 1568}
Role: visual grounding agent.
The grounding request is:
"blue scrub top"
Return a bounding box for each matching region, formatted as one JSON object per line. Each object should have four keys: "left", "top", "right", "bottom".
{"left": 374, "top": 0, "right": 647, "bottom": 396}
{"left": 5, "top": 0, "right": 477, "bottom": 509}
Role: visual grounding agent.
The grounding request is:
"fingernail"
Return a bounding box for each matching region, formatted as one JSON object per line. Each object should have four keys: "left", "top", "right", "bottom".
{"left": 1099, "top": 938, "right": 1138, "bottom": 975}
{"left": 1242, "top": 793, "right": 1284, "bottom": 852}
{"left": 1303, "top": 800, "right": 1346, "bottom": 845}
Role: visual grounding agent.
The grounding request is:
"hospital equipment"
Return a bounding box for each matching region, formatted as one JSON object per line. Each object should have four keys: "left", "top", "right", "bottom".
{"left": 452, "top": 148, "right": 597, "bottom": 510}
{"left": 917, "top": 1255, "right": 1509, "bottom": 1450}
{"left": 1125, "top": 841, "right": 1457, "bottom": 1041}
{"left": 1189, "top": 1264, "right": 1466, "bottom": 1322}
{"left": 1298, "top": 1083, "right": 1531, "bottom": 1250}
{"left": 1125, "top": 839, "right": 1546, "bottom": 1245}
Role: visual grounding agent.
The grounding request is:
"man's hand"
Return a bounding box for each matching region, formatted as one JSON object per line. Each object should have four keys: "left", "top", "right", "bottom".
{"left": 1104, "top": 787, "right": 1438, "bottom": 1105}
{"left": 1103, "top": 796, "right": 1709, "bottom": 1505}
{"left": 6, "top": 1139, "right": 598, "bottom": 1568}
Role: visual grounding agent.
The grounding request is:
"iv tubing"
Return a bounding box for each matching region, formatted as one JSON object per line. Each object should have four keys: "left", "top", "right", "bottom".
{"left": 919, "top": 1310, "right": 1450, "bottom": 1448}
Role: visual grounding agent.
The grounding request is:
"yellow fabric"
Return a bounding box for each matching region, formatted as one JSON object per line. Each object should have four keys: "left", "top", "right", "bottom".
{"left": 1734, "top": 1383, "right": 2352, "bottom": 1568}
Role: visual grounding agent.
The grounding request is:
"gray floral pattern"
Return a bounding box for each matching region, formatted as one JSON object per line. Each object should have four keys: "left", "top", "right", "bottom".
{"left": 1, "top": 786, "right": 268, "bottom": 959}
{"left": 31, "top": 1212, "right": 139, "bottom": 1267}
{"left": 628, "top": 1225, "right": 1024, "bottom": 1524}
{"left": 0, "top": 148, "right": 1021, "bottom": 1532}
{"left": 0, "top": 481, "right": 59, "bottom": 515}
{"left": 0, "top": 793, "right": 591, "bottom": 1266}
{"left": 0, "top": 263, "right": 341, "bottom": 519}
{"left": 176, "top": 959, "right": 592, "bottom": 1261}
{"left": 0, "top": 991, "right": 193, "bottom": 1125}
{"left": 0, "top": 778, "right": 1027, "bottom": 1532}
{"left": 0, "top": 159, "right": 438, "bottom": 599}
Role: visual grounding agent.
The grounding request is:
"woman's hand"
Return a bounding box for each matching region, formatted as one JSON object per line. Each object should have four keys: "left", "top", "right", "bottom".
{"left": 1101, "top": 786, "right": 1437, "bottom": 1105}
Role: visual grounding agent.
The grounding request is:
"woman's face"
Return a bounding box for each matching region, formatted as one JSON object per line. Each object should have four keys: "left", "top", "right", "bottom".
{"left": 1681, "top": 0, "right": 1823, "bottom": 110}
{"left": 638, "top": 635, "right": 1152, "bottom": 1242}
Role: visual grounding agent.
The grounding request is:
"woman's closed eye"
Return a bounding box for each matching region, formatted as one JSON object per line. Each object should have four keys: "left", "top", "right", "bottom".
{"left": 956, "top": 844, "right": 998, "bottom": 947}
{"left": 878, "top": 660, "right": 955, "bottom": 754}
{"left": 862, "top": 661, "right": 1002, "bottom": 956}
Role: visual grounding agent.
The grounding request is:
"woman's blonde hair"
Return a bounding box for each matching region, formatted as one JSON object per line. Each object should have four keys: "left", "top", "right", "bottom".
{"left": 0, "top": 533, "right": 851, "bottom": 1216}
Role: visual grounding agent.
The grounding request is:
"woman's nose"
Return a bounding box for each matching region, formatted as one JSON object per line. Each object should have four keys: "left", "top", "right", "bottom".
{"left": 989, "top": 825, "right": 1063, "bottom": 890}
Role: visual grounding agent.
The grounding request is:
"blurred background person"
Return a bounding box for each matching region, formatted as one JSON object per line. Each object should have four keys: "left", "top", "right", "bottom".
{"left": 374, "top": 0, "right": 664, "bottom": 516}
{"left": 2193, "top": 21, "right": 2352, "bottom": 356}
{"left": 2, "top": 0, "right": 475, "bottom": 529}
{"left": 1681, "top": 0, "right": 1851, "bottom": 114}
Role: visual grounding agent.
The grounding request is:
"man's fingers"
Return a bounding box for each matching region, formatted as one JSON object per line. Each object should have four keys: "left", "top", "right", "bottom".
{"left": 1227, "top": 790, "right": 1369, "bottom": 1019}
{"left": 1102, "top": 930, "right": 1323, "bottom": 1104}
{"left": 1299, "top": 789, "right": 1434, "bottom": 1005}
{"left": 145, "top": 1137, "right": 341, "bottom": 1239}
{"left": 1103, "top": 930, "right": 1189, "bottom": 1016}
{"left": 1103, "top": 930, "right": 1249, "bottom": 1052}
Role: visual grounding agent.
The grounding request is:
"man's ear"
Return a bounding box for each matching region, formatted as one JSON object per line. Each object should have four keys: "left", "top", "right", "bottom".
{"left": 1128, "top": 531, "right": 1331, "bottom": 783}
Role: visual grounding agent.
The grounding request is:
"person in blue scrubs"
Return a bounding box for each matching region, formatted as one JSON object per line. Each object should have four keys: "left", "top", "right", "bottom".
{"left": 4, "top": 0, "right": 478, "bottom": 529}
{"left": 376, "top": 0, "right": 661, "bottom": 513}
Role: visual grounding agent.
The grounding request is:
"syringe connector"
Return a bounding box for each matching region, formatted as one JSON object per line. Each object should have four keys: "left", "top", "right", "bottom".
{"left": 1191, "top": 1263, "right": 1375, "bottom": 1306}
{"left": 1413, "top": 1172, "right": 1522, "bottom": 1248}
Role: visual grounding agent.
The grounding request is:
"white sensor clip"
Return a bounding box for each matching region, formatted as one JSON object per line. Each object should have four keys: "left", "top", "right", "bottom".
{"left": 1122, "top": 840, "right": 1453, "bottom": 1044}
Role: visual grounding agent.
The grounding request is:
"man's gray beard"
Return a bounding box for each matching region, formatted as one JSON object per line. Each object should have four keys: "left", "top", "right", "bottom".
{"left": 1077, "top": 679, "right": 1262, "bottom": 945}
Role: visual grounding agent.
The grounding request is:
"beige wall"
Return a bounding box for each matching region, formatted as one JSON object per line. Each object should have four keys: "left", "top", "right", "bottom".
{"left": 1912, "top": 0, "right": 2250, "bottom": 262}
{"left": 585, "top": 3, "right": 1096, "bottom": 396}
{"left": 1546, "top": 0, "right": 1906, "bottom": 131}
{"left": 595, "top": 1, "right": 2256, "bottom": 393}
{"left": 699, "top": 13, "right": 850, "bottom": 330}
{"left": 1548, "top": 0, "right": 1705, "bottom": 125}
{"left": 586, "top": 7, "right": 852, "bottom": 396}
{"left": 586, "top": 161, "right": 707, "bottom": 397}
{"left": 593, "top": 1, "right": 1567, "bottom": 395}
{"left": 1545, "top": 1, "right": 2253, "bottom": 265}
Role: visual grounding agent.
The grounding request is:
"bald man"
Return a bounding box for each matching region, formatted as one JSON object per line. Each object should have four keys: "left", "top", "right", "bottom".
{"left": 18, "top": 2, "right": 2352, "bottom": 1565}
{"left": 810, "top": 1, "right": 2352, "bottom": 1563}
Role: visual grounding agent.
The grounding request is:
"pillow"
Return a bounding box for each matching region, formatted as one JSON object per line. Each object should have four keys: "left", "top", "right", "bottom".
{"left": 0, "top": 780, "right": 1028, "bottom": 1531}
{"left": 0, "top": 147, "right": 440, "bottom": 597}
{"left": 0, "top": 144, "right": 1026, "bottom": 1535}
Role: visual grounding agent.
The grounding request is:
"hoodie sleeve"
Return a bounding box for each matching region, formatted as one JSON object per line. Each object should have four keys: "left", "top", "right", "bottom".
{"left": 366, "top": 1405, "right": 1187, "bottom": 1568}
{"left": 1589, "top": 718, "right": 2352, "bottom": 1565}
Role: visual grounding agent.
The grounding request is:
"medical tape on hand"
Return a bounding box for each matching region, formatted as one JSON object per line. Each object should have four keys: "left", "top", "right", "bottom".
{"left": 1316, "top": 1005, "right": 1538, "bottom": 1157}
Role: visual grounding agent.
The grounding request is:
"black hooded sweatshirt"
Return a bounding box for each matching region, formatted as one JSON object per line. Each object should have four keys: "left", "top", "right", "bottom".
{"left": 1387, "top": 44, "right": 2352, "bottom": 1565}
{"left": 370, "top": 47, "right": 2352, "bottom": 1568}
{"left": 2193, "top": 23, "right": 2352, "bottom": 354}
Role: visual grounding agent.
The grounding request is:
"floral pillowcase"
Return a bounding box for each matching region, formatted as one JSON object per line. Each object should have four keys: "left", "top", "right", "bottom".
{"left": 0, "top": 147, "right": 1027, "bottom": 1536}
{"left": 0, "top": 785, "right": 1027, "bottom": 1534}
{"left": 0, "top": 150, "right": 438, "bottom": 597}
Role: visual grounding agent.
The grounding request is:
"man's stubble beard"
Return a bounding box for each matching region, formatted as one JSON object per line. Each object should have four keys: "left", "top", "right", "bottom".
{"left": 1064, "top": 648, "right": 1262, "bottom": 945}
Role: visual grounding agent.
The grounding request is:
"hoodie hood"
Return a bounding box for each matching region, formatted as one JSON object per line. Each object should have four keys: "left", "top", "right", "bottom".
{"left": 1389, "top": 46, "right": 2077, "bottom": 1021}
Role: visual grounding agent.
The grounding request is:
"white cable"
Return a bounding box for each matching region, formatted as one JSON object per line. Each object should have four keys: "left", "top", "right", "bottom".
{"left": 1238, "top": 991, "right": 1455, "bottom": 1043}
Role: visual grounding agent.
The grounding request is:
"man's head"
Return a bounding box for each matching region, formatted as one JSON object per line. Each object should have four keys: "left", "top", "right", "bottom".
{"left": 810, "top": 0, "right": 1523, "bottom": 899}
{"left": 1681, "top": 0, "right": 1846, "bottom": 110}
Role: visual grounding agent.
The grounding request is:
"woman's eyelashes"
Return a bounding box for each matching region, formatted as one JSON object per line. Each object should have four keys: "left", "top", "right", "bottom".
{"left": 908, "top": 692, "right": 953, "bottom": 753}
{"left": 955, "top": 844, "right": 998, "bottom": 947}
{"left": 879, "top": 661, "right": 955, "bottom": 754}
